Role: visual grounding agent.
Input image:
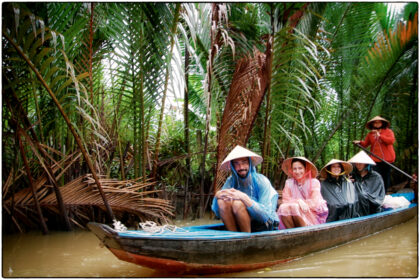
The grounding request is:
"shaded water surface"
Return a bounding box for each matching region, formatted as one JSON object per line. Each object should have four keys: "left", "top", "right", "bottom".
{"left": 3, "top": 217, "right": 417, "bottom": 277}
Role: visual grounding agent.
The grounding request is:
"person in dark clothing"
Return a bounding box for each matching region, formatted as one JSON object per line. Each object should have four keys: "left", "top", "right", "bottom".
{"left": 348, "top": 151, "right": 385, "bottom": 216}
{"left": 320, "top": 159, "right": 361, "bottom": 222}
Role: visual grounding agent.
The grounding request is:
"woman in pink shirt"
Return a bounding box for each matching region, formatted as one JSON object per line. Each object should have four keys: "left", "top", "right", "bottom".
{"left": 277, "top": 157, "right": 328, "bottom": 229}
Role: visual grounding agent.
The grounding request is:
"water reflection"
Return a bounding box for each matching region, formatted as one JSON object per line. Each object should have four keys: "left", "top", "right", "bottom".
{"left": 2, "top": 217, "right": 417, "bottom": 277}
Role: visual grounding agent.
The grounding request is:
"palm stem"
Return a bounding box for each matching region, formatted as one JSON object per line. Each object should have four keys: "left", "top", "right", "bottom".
{"left": 18, "top": 128, "right": 49, "bottom": 234}
{"left": 3, "top": 30, "right": 115, "bottom": 222}
{"left": 152, "top": 3, "right": 181, "bottom": 178}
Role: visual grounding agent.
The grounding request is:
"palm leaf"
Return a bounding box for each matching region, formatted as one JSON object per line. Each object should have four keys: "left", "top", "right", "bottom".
{"left": 4, "top": 174, "right": 174, "bottom": 230}
{"left": 3, "top": 4, "right": 117, "bottom": 220}
{"left": 213, "top": 50, "right": 269, "bottom": 191}
{"left": 269, "top": 26, "right": 325, "bottom": 157}
{"left": 98, "top": 3, "right": 175, "bottom": 178}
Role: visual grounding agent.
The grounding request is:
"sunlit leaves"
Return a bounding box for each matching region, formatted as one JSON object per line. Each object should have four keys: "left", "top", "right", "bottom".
{"left": 269, "top": 26, "right": 326, "bottom": 155}
{"left": 3, "top": 4, "right": 87, "bottom": 122}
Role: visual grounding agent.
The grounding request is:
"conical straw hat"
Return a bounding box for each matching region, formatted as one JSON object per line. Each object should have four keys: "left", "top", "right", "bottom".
{"left": 348, "top": 151, "right": 376, "bottom": 165}
{"left": 282, "top": 157, "right": 318, "bottom": 178}
{"left": 219, "top": 145, "right": 263, "bottom": 171}
{"left": 320, "top": 159, "right": 353, "bottom": 178}
{"left": 366, "top": 115, "right": 390, "bottom": 129}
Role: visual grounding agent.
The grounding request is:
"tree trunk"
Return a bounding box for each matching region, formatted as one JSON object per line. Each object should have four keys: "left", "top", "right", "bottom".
{"left": 199, "top": 3, "right": 221, "bottom": 217}
{"left": 132, "top": 32, "right": 139, "bottom": 178}
{"left": 262, "top": 4, "right": 274, "bottom": 176}
{"left": 18, "top": 129, "right": 49, "bottom": 234}
{"left": 183, "top": 40, "right": 191, "bottom": 219}
{"left": 89, "top": 3, "right": 95, "bottom": 118}
{"left": 152, "top": 3, "right": 181, "bottom": 179}
{"left": 117, "top": 137, "right": 126, "bottom": 180}
{"left": 107, "top": 81, "right": 126, "bottom": 176}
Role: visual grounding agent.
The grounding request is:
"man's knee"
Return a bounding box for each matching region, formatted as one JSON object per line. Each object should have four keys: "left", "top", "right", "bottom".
{"left": 231, "top": 200, "right": 247, "bottom": 214}
{"left": 218, "top": 199, "right": 232, "bottom": 212}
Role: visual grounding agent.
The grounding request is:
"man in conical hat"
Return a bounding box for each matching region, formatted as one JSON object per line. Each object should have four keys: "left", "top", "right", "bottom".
{"left": 353, "top": 115, "right": 395, "bottom": 191}
{"left": 348, "top": 151, "right": 385, "bottom": 215}
{"left": 211, "top": 145, "right": 279, "bottom": 232}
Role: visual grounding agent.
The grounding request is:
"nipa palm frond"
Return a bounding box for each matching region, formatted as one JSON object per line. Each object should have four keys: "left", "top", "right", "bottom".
{"left": 269, "top": 26, "right": 325, "bottom": 154}
{"left": 41, "top": 175, "right": 174, "bottom": 224}
{"left": 364, "top": 12, "right": 417, "bottom": 71}
{"left": 4, "top": 168, "right": 174, "bottom": 230}
{"left": 214, "top": 50, "right": 269, "bottom": 192}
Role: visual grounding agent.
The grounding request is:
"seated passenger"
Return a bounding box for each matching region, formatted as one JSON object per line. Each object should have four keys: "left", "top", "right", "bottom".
{"left": 348, "top": 151, "right": 385, "bottom": 215}
{"left": 211, "top": 145, "right": 279, "bottom": 232}
{"left": 320, "top": 159, "right": 361, "bottom": 222}
{"left": 277, "top": 157, "right": 328, "bottom": 228}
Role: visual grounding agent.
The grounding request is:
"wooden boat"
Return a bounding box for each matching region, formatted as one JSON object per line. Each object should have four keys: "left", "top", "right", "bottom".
{"left": 88, "top": 200, "right": 417, "bottom": 275}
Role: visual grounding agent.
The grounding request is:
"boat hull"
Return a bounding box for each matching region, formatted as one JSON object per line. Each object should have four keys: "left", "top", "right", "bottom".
{"left": 108, "top": 247, "right": 294, "bottom": 274}
{"left": 88, "top": 204, "right": 417, "bottom": 274}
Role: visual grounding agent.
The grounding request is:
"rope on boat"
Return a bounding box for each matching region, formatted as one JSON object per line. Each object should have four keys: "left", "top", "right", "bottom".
{"left": 139, "top": 221, "right": 188, "bottom": 233}
{"left": 112, "top": 219, "right": 188, "bottom": 234}
{"left": 113, "top": 219, "right": 127, "bottom": 231}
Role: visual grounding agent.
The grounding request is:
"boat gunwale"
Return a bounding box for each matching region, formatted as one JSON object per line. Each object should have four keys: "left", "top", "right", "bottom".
{"left": 114, "top": 203, "right": 417, "bottom": 241}
{"left": 87, "top": 203, "right": 417, "bottom": 274}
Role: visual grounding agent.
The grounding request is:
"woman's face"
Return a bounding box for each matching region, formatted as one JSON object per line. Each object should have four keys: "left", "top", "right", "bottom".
{"left": 372, "top": 120, "right": 383, "bottom": 129}
{"left": 292, "top": 161, "right": 306, "bottom": 180}
{"left": 330, "top": 163, "right": 343, "bottom": 176}
{"left": 355, "top": 163, "right": 367, "bottom": 172}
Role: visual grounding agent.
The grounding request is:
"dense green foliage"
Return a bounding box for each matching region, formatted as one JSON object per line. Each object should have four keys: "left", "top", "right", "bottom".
{"left": 2, "top": 2, "right": 417, "bottom": 222}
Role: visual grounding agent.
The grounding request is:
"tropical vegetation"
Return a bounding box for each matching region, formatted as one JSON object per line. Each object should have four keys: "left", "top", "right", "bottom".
{"left": 2, "top": 2, "right": 417, "bottom": 233}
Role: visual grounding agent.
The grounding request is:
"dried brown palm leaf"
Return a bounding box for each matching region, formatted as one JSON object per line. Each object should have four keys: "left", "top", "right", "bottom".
{"left": 4, "top": 152, "right": 82, "bottom": 207}
{"left": 214, "top": 49, "right": 270, "bottom": 192}
{"left": 2, "top": 167, "right": 22, "bottom": 197}
{"left": 3, "top": 165, "right": 30, "bottom": 197}
{"left": 38, "top": 143, "right": 64, "bottom": 157}
{"left": 53, "top": 152, "right": 82, "bottom": 180}
{"left": 36, "top": 174, "right": 175, "bottom": 225}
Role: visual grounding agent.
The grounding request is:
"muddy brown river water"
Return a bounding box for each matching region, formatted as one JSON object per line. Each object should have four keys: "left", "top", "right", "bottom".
{"left": 2, "top": 217, "right": 418, "bottom": 277}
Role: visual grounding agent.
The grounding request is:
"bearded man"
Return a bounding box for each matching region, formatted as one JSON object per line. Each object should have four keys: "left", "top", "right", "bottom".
{"left": 211, "top": 145, "right": 279, "bottom": 232}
